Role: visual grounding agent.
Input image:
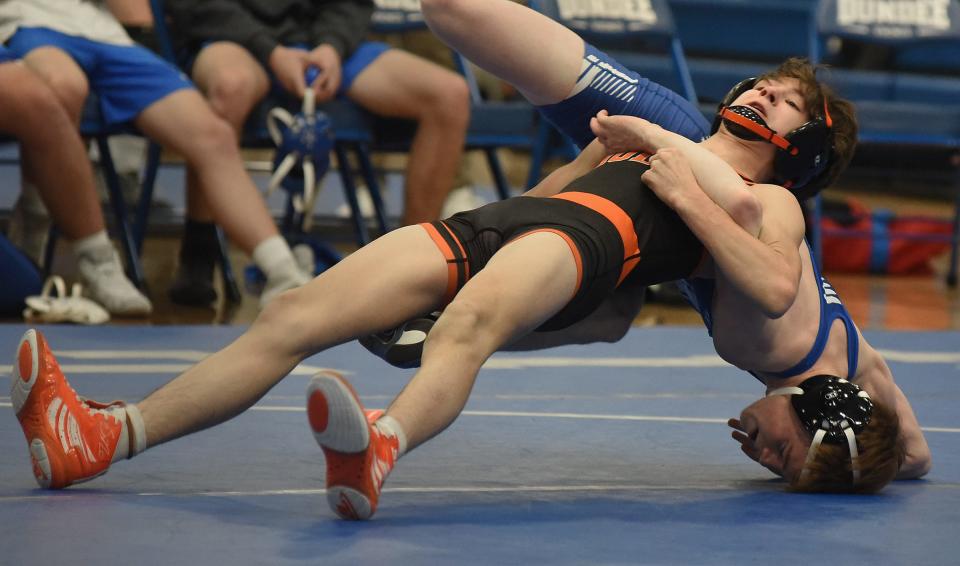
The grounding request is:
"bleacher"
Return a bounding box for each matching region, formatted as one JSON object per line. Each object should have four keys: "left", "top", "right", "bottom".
{"left": 667, "top": 0, "right": 960, "bottom": 284}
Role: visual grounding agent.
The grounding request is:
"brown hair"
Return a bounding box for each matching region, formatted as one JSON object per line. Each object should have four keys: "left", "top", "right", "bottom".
{"left": 790, "top": 399, "right": 904, "bottom": 494}
{"left": 758, "top": 57, "right": 859, "bottom": 193}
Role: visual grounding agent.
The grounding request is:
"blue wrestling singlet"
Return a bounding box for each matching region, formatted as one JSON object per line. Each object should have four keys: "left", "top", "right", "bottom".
{"left": 676, "top": 243, "right": 861, "bottom": 380}
{"left": 537, "top": 42, "right": 711, "bottom": 148}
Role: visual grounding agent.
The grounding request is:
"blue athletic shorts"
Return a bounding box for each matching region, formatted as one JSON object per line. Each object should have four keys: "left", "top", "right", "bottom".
{"left": 270, "top": 41, "right": 390, "bottom": 97}
{"left": 338, "top": 41, "right": 390, "bottom": 95}
{"left": 537, "top": 42, "right": 711, "bottom": 148}
{"left": 190, "top": 40, "right": 389, "bottom": 98}
{"left": 0, "top": 46, "right": 16, "bottom": 64}
{"left": 6, "top": 27, "right": 193, "bottom": 125}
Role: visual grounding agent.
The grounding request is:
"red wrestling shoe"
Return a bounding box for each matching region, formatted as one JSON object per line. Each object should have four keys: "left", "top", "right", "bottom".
{"left": 10, "top": 329, "right": 123, "bottom": 489}
{"left": 306, "top": 370, "right": 398, "bottom": 520}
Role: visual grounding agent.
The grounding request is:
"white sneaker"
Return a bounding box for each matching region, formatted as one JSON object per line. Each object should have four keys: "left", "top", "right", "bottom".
{"left": 441, "top": 186, "right": 484, "bottom": 218}
{"left": 75, "top": 247, "right": 152, "bottom": 316}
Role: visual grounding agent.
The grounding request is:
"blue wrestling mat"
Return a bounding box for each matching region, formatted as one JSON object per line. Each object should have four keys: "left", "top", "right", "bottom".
{"left": 1, "top": 324, "right": 957, "bottom": 565}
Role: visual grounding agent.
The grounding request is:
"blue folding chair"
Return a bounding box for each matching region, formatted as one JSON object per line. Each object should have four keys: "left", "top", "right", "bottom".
{"left": 527, "top": 0, "right": 700, "bottom": 186}
{"left": 812, "top": 0, "right": 960, "bottom": 285}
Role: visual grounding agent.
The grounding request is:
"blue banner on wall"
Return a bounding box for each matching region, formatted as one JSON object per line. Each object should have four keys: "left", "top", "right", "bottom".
{"left": 818, "top": 0, "right": 960, "bottom": 41}
{"left": 534, "top": 0, "right": 675, "bottom": 36}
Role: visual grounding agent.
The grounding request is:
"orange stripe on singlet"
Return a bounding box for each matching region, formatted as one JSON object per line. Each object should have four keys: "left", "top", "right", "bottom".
{"left": 420, "top": 222, "right": 461, "bottom": 304}
{"left": 597, "top": 151, "right": 651, "bottom": 167}
{"left": 437, "top": 221, "right": 470, "bottom": 281}
{"left": 549, "top": 192, "right": 641, "bottom": 285}
{"left": 509, "top": 229, "right": 583, "bottom": 300}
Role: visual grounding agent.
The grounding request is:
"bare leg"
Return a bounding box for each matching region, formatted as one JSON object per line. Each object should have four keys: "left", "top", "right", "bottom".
{"left": 186, "top": 42, "right": 272, "bottom": 223}
{"left": 19, "top": 47, "right": 90, "bottom": 123}
{"left": 384, "top": 231, "right": 579, "bottom": 449}
{"left": 136, "top": 225, "right": 450, "bottom": 446}
{"left": 0, "top": 62, "right": 103, "bottom": 240}
{"left": 347, "top": 49, "right": 470, "bottom": 225}
{"left": 421, "top": 0, "right": 585, "bottom": 105}
{"left": 133, "top": 89, "right": 278, "bottom": 253}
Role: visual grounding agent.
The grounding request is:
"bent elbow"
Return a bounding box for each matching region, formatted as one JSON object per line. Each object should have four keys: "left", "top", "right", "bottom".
{"left": 729, "top": 190, "right": 764, "bottom": 237}
{"left": 898, "top": 450, "right": 933, "bottom": 480}
{"left": 762, "top": 276, "right": 799, "bottom": 319}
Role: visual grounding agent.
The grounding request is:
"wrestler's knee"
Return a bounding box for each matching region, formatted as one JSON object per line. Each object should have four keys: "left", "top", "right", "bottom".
{"left": 251, "top": 288, "right": 314, "bottom": 351}
{"left": 430, "top": 296, "right": 501, "bottom": 355}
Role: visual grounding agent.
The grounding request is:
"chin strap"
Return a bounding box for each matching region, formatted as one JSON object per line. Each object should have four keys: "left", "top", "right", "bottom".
{"left": 798, "top": 424, "right": 861, "bottom": 484}
{"left": 720, "top": 107, "right": 799, "bottom": 155}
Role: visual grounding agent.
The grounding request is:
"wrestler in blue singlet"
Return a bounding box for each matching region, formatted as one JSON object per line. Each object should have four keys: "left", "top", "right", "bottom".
{"left": 676, "top": 244, "right": 861, "bottom": 380}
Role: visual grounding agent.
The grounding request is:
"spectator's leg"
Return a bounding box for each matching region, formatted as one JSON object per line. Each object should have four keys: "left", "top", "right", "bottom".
{"left": 0, "top": 61, "right": 98, "bottom": 238}
{"left": 167, "top": 42, "right": 272, "bottom": 306}
{"left": 348, "top": 49, "right": 470, "bottom": 225}
{"left": 19, "top": 47, "right": 90, "bottom": 123}
{"left": 133, "top": 89, "right": 309, "bottom": 306}
{"left": 0, "top": 61, "right": 150, "bottom": 314}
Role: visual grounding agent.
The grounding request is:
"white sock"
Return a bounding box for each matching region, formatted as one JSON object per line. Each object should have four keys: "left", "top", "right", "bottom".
{"left": 253, "top": 235, "right": 310, "bottom": 305}
{"left": 71, "top": 230, "right": 113, "bottom": 259}
{"left": 374, "top": 415, "right": 408, "bottom": 457}
{"left": 107, "top": 402, "right": 147, "bottom": 463}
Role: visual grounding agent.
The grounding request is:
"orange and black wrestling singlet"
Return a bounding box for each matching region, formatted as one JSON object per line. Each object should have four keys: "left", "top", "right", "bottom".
{"left": 420, "top": 152, "right": 703, "bottom": 331}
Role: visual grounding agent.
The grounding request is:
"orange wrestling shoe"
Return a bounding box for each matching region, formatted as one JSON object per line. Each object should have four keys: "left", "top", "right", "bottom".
{"left": 10, "top": 329, "right": 123, "bottom": 489}
{"left": 306, "top": 370, "right": 398, "bottom": 520}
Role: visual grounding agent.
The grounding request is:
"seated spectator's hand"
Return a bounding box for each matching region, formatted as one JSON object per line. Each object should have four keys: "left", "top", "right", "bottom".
{"left": 269, "top": 46, "right": 311, "bottom": 97}
{"left": 640, "top": 148, "right": 700, "bottom": 211}
{"left": 590, "top": 110, "right": 665, "bottom": 154}
{"left": 306, "top": 44, "right": 342, "bottom": 103}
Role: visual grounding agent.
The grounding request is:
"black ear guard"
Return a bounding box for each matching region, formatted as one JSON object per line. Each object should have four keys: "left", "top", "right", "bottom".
{"left": 791, "top": 375, "right": 873, "bottom": 443}
{"left": 712, "top": 78, "right": 835, "bottom": 200}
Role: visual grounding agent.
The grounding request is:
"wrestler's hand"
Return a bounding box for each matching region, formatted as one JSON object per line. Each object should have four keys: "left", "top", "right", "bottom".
{"left": 590, "top": 110, "right": 664, "bottom": 153}
{"left": 269, "top": 45, "right": 310, "bottom": 98}
{"left": 728, "top": 418, "right": 761, "bottom": 463}
{"left": 640, "top": 148, "right": 701, "bottom": 210}
{"left": 306, "top": 44, "right": 342, "bottom": 103}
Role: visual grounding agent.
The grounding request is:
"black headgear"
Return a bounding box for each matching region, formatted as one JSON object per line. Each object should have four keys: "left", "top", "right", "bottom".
{"left": 790, "top": 375, "right": 873, "bottom": 443}
{"left": 712, "top": 78, "right": 835, "bottom": 200}
{"left": 768, "top": 375, "right": 873, "bottom": 484}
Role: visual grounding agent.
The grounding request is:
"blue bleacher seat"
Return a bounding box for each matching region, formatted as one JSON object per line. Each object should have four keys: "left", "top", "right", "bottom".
{"left": 667, "top": 0, "right": 818, "bottom": 108}
{"left": 813, "top": 0, "right": 960, "bottom": 285}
